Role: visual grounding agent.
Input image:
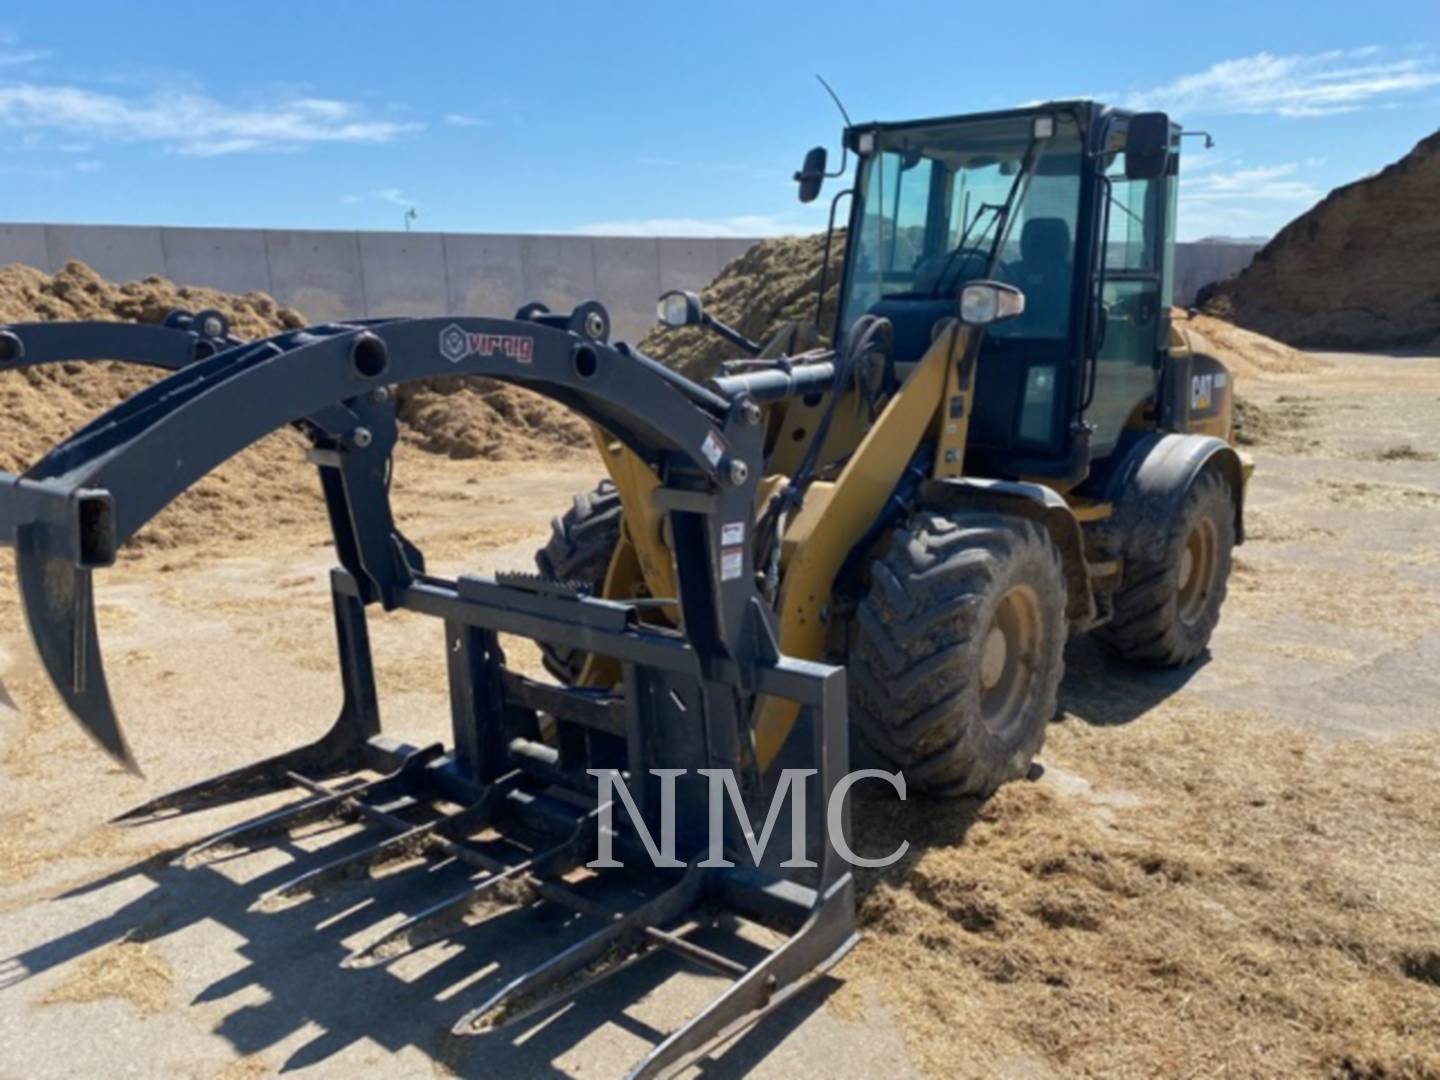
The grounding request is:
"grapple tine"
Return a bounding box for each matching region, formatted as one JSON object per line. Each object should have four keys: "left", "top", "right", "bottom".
{"left": 451, "top": 866, "right": 706, "bottom": 1036}
{"left": 344, "top": 817, "right": 595, "bottom": 968}
{"left": 177, "top": 744, "right": 443, "bottom": 868}
{"left": 15, "top": 544, "right": 137, "bottom": 775}
{"left": 624, "top": 876, "right": 859, "bottom": 1080}
{"left": 252, "top": 782, "right": 509, "bottom": 910}
{"left": 176, "top": 789, "right": 350, "bottom": 868}
{"left": 110, "top": 715, "right": 368, "bottom": 826}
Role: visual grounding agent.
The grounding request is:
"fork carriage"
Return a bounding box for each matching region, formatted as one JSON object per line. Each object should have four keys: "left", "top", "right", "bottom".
{"left": 0, "top": 304, "right": 858, "bottom": 1079}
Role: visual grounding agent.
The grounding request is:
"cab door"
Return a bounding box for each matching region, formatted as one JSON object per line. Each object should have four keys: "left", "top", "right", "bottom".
{"left": 1084, "top": 138, "right": 1167, "bottom": 458}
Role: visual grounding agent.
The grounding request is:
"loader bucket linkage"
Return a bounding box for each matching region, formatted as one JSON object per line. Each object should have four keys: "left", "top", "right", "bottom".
{"left": 0, "top": 304, "right": 858, "bottom": 1078}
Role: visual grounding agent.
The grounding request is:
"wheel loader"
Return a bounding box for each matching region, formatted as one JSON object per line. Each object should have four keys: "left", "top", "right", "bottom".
{"left": 0, "top": 100, "right": 1244, "bottom": 1076}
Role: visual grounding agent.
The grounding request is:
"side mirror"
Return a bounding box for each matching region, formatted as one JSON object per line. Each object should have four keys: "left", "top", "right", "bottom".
{"left": 1125, "top": 112, "right": 1172, "bottom": 181}
{"left": 794, "top": 146, "right": 827, "bottom": 203}
{"left": 657, "top": 289, "right": 704, "bottom": 328}
{"left": 958, "top": 281, "right": 1026, "bottom": 327}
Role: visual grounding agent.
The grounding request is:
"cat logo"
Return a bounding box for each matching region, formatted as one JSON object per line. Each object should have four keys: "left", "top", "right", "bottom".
{"left": 1191, "top": 373, "right": 1215, "bottom": 411}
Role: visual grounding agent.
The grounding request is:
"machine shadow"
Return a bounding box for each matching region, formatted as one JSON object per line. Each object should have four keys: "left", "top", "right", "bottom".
{"left": 1057, "top": 635, "right": 1209, "bottom": 728}
{"left": 1, "top": 824, "right": 831, "bottom": 1077}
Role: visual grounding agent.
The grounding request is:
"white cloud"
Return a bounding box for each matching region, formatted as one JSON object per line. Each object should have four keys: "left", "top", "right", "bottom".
{"left": 444, "top": 112, "right": 484, "bottom": 127}
{"left": 573, "top": 215, "right": 805, "bottom": 238}
{"left": 1182, "top": 162, "right": 1322, "bottom": 203}
{"left": 1124, "top": 47, "right": 1440, "bottom": 118}
{"left": 72, "top": 159, "right": 102, "bottom": 173}
{"left": 0, "top": 82, "right": 421, "bottom": 155}
{"left": 373, "top": 187, "right": 415, "bottom": 207}
{"left": 1176, "top": 159, "right": 1326, "bottom": 239}
{"left": 0, "top": 49, "right": 49, "bottom": 68}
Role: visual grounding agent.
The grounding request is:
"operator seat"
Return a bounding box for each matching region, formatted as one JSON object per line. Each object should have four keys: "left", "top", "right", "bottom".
{"left": 1009, "top": 217, "right": 1073, "bottom": 337}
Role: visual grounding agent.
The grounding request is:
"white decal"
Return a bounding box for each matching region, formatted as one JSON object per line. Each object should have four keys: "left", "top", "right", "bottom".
{"left": 721, "top": 521, "right": 746, "bottom": 546}
{"left": 720, "top": 547, "right": 745, "bottom": 581}
{"left": 1191, "top": 373, "right": 1214, "bottom": 411}
{"left": 701, "top": 430, "right": 726, "bottom": 467}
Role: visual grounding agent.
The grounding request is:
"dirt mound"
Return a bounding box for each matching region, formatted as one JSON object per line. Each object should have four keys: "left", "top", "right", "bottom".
{"left": 1176, "top": 310, "right": 1326, "bottom": 379}
{"left": 1201, "top": 130, "right": 1440, "bottom": 349}
{"left": 0, "top": 259, "right": 307, "bottom": 338}
{"left": 395, "top": 377, "right": 590, "bottom": 460}
{"left": 638, "top": 231, "right": 843, "bottom": 379}
{"left": 844, "top": 702, "right": 1440, "bottom": 1076}
{"left": 0, "top": 261, "right": 319, "bottom": 551}
{"left": 0, "top": 261, "right": 588, "bottom": 551}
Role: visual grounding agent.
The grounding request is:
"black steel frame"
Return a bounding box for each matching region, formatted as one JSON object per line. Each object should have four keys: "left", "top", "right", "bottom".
{"left": 0, "top": 305, "right": 858, "bottom": 1079}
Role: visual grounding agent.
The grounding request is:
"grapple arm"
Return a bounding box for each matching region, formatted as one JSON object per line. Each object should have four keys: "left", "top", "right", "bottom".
{"left": 0, "top": 305, "right": 858, "bottom": 1075}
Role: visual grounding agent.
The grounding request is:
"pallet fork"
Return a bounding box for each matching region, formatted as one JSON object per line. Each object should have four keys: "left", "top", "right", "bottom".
{"left": 0, "top": 304, "right": 858, "bottom": 1077}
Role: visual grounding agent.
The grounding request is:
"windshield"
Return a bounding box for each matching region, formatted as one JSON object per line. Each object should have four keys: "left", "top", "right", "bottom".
{"left": 838, "top": 113, "right": 1084, "bottom": 340}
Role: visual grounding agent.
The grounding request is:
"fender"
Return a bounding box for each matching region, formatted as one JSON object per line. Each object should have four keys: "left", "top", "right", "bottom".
{"left": 919, "top": 476, "right": 1096, "bottom": 628}
{"left": 1103, "top": 432, "right": 1247, "bottom": 564}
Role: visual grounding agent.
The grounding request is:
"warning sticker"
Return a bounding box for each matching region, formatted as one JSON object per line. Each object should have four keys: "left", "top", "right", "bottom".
{"left": 721, "top": 521, "right": 745, "bottom": 546}
{"left": 720, "top": 546, "right": 745, "bottom": 581}
{"left": 701, "top": 430, "right": 726, "bottom": 468}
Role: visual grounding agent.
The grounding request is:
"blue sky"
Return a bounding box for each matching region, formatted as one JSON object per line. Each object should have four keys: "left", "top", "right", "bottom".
{"left": 1, "top": 2, "right": 1438, "bottom": 241}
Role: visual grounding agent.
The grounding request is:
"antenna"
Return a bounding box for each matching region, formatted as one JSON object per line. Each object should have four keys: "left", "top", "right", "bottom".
{"left": 814, "top": 74, "right": 852, "bottom": 178}
{"left": 815, "top": 74, "right": 853, "bottom": 129}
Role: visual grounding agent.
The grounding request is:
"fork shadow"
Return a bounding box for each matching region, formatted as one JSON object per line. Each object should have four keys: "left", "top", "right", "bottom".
{"left": 0, "top": 821, "right": 833, "bottom": 1077}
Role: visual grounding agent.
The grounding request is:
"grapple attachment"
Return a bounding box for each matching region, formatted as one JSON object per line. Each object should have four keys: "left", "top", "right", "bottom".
{"left": 0, "top": 305, "right": 857, "bottom": 1077}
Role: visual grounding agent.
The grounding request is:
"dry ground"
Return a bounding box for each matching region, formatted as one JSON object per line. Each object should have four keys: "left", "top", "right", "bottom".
{"left": 1, "top": 351, "right": 1438, "bottom": 1078}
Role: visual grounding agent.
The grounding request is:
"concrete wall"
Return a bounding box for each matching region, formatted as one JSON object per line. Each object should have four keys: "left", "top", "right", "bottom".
{"left": 0, "top": 223, "right": 1259, "bottom": 341}
{"left": 1172, "top": 243, "right": 1262, "bottom": 307}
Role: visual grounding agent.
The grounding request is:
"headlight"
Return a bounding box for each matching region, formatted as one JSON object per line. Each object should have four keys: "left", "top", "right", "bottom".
{"left": 959, "top": 282, "right": 1026, "bottom": 326}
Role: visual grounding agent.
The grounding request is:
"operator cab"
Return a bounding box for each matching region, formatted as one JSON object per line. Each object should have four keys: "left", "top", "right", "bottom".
{"left": 825, "top": 102, "right": 1179, "bottom": 485}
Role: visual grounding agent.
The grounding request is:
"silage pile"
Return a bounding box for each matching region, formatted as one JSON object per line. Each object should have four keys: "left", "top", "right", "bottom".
{"left": 1177, "top": 309, "right": 1326, "bottom": 379}
{"left": 1202, "top": 129, "right": 1440, "bottom": 349}
{"left": 844, "top": 700, "right": 1440, "bottom": 1077}
{"left": 638, "top": 231, "right": 844, "bottom": 379}
{"left": 0, "top": 261, "right": 587, "bottom": 551}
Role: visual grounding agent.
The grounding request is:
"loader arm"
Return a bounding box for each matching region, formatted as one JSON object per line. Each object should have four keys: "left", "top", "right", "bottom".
{"left": 751, "top": 321, "right": 976, "bottom": 767}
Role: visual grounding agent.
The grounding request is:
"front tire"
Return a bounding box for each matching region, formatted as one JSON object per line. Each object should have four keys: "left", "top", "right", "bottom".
{"left": 850, "top": 511, "right": 1068, "bottom": 798}
{"left": 1098, "top": 469, "right": 1235, "bottom": 667}
{"left": 534, "top": 480, "right": 622, "bottom": 681}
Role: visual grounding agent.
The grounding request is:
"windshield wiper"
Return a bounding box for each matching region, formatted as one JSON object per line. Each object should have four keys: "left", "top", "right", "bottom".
{"left": 922, "top": 201, "right": 1004, "bottom": 298}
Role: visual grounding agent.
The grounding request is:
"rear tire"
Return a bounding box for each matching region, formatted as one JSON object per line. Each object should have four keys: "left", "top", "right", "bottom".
{"left": 850, "top": 511, "right": 1068, "bottom": 798}
{"left": 1098, "top": 469, "right": 1235, "bottom": 667}
{"left": 534, "top": 480, "right": 622, "bottom": 682}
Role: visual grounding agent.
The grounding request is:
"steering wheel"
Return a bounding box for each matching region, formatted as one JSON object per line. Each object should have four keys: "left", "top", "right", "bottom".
{"left": 913, "top": 247, "right": 996, "bottom": 295}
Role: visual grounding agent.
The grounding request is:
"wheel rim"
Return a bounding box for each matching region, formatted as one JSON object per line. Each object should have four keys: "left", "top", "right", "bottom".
{"left": 1177, "top": 517, "right": 1218, "bottom": 627}
{"left": 979, "top": 584, "right": 1042, "bottom": 738}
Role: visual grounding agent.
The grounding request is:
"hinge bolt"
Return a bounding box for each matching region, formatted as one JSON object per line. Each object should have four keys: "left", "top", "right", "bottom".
{"left": 371, "top": 387, "right": 390, "bottom": 404}
{"left": 352, "top": 427, "right": 373, "bottom": 449}
{"left": 727, "top": 459, "right": 750, "bottom": 486}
